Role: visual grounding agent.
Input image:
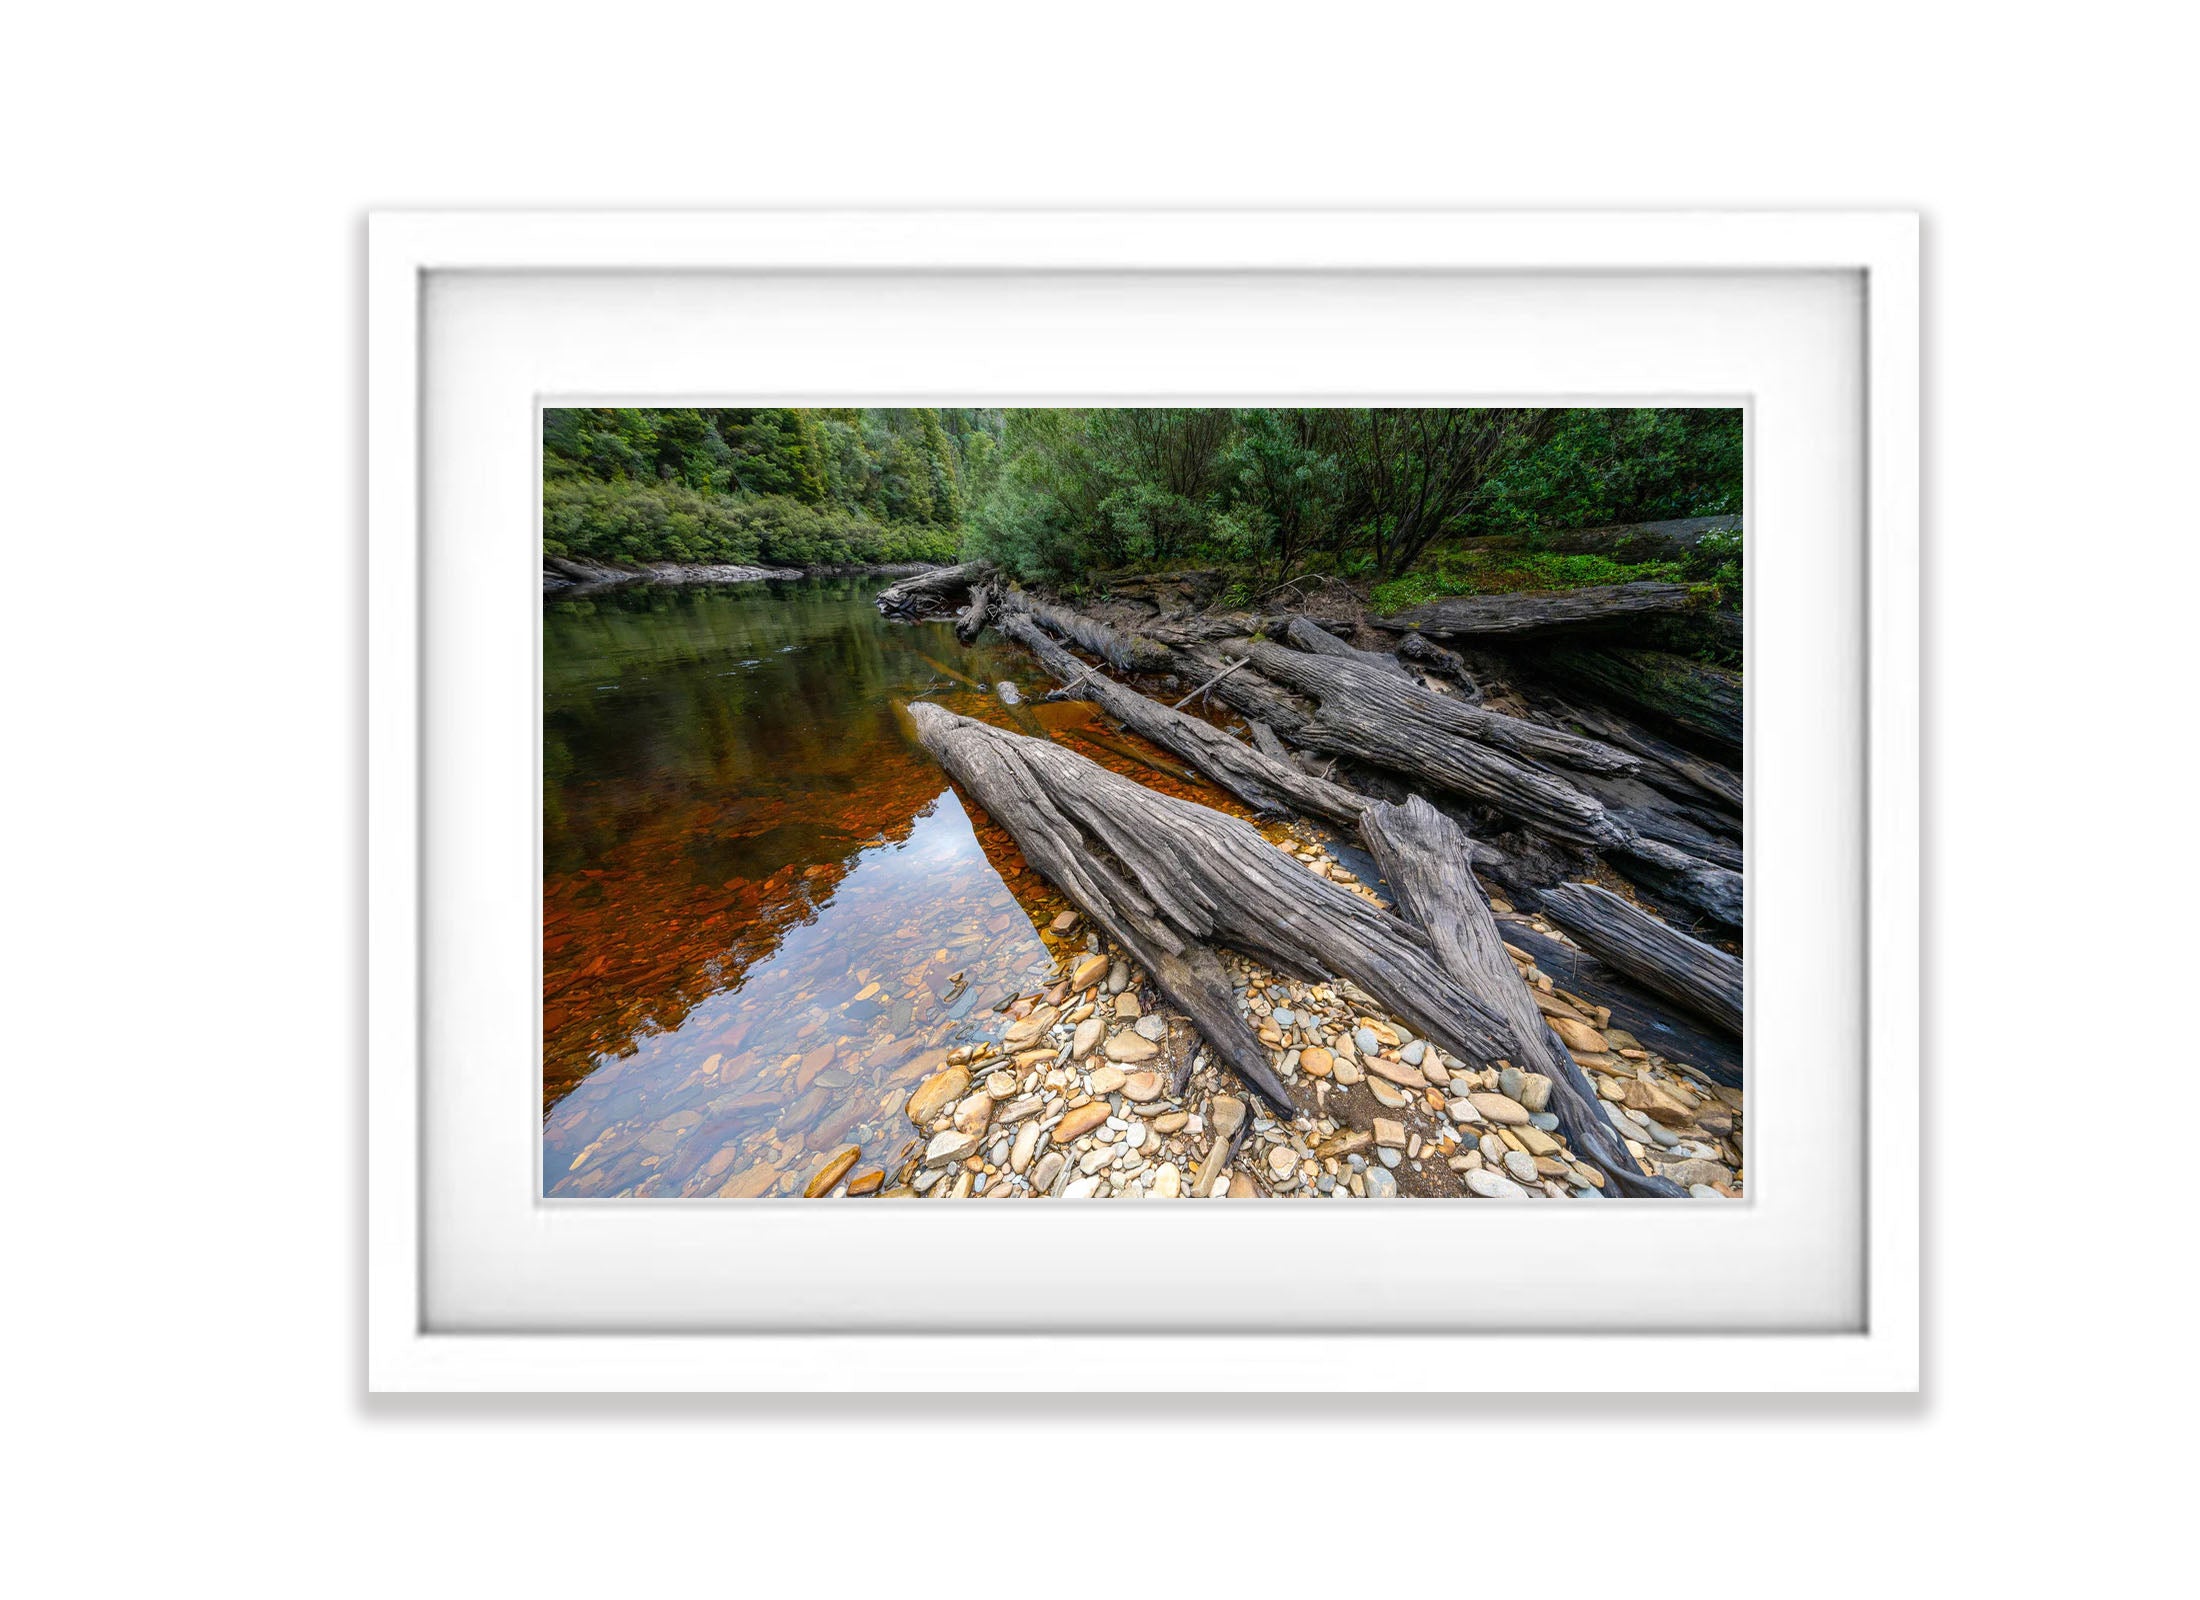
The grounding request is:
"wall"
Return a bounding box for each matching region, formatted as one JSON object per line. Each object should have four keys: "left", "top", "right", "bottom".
{"left": 5, "top": 4, "right": 2182, "bottom": 1595}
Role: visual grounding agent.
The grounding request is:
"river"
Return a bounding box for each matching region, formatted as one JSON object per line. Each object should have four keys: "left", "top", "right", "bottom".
{"left": 540, "top": 574, "right": 1239, "bottom": 1198}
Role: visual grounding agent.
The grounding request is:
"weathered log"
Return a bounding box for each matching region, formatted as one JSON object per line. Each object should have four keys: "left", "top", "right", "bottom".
{"left": 1361, "top": 796, "right": 1684, "bottom": 1197}
{"left": 1534, "top": 513, "right": 1740, "bottom": 560}
{"left": 1281, "top": 615, "right": 1414, "bottom": 678}
{"left": 1528, "top": 684, "right": 1742, "bottom": 812}
{"left": 996, "top": 610, "right": 1369, "bottom": 829}
{"left": 1537, "top": 883, "right": 1743, "bottom": 1040}
{"left": 1494, "top": 917, "right": 1743, "bottom": 1087}
{"left": 1166, "top": 645, "right": 1312, "bottom": 737}
{"left": 1526, "top": 645, "right": 1742, "bottom": 755}
{"left": 1395, "top": 632, "right": 1483, "bottom": 701}
{"left": 1249, "top": 635, "right": 1646, "bottom": 780}
{"left": 909, "top": 705, "right": 1582, "bottom": 1119}
{"left": 1227, "top": 637, "right": 1743, "bottom": 930}
{"left": 1372, "top": 582, "right": 1698, "bottom": 641}
{"left": 875, "top": 559, "right": 996, "bottom": 618}
{"left": 952, "top": 578, "right": 998, "bottom": 643}
{"left": 1018, "top": 597, "right": 1175, "bottom": 673}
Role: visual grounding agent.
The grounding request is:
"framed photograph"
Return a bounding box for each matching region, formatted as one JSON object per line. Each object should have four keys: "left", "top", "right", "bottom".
{"left": 369, "top": 210, "right": 1917, "bottom": 1391}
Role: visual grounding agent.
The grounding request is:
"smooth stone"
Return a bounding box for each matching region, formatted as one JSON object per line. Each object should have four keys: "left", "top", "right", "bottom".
{"left": 1528, "top": 1111, "right": 1560, "bottom": 1132}
{"left": 1362, "top": 1166, "right": 1398, "bottom": 1198}
{"left": 1134, "top": 1013, "right": 1168, "bottom": 1042}
{"left": 1376, "top": 1146, "right": 1401, "bottom": 1169}
{"left": 996, "top": 1096, "right": 1043, "bottom": 1125}
{"left": 1079, "top": 1145, "right": 1114, "bottom": 1175}
{"left": 1663, "top": 1157, "right": 1736, "bottom": 1189}
{"left": 1086, "top": 1065, "right": 1128, "bottom": 1096}
{"left": 1346, "top": 1153, "right": 1366, "bottom": 1172}
{"left": 1054, "top": 1103, "right": 1110, "bottom": 1143}
{"left": 988, "top": 1135, "right": 1012, "bottom": 1167}
{"left": 1149, "top": 1162, "right": 1182, "bottom": 1199}
{"left": 1001, "top": 1006, "right": 1058, "bottom": 1049}
{"left": 845, "top": 1168, "right": 884, "bottom": 1197}
{"left": 1122, "top": 1070, "right": 1164, "bottom": 1102}
{"left": 1069, "top": 952, "right": 1109, "bottom": 990}
{"left": 1365, "top": 1055, "right": 1427, "bottom": 1089}
{"left": 1114, "top": 992, "right": 1142, "bottom": 1019}
{"left": 1549, "top": 1015, "right": 1609, "bottom": 1054}
{"left": 1467, "top": 1092, "right": 1531, "bottom": 1126}
{"left": 802, "top": 1145, "right": 862, "bottom": 1197}
{"left": 1515, "top": 1124, "right": 1561, "bottom": 1157}
{"left": 1123, "top": 1121, "right": 1148, "bottom": 1151}
{"left": 952, "top": 1092, "right": 995, "bottom": 1135}
{"left": 1048, "top": 910, "right": 1078, "bottom": 934}
{"left": 1354, "top": 1027, "right": 1381, "bottom": 1056}
{"left": 1209, "top": 1096, "right": 1247, "bottom": 1140}
{"left": 1368, "top": 1078, "right": 1409, "bottom": 1109}
{"left": 1266, "top": 1144, "right": 1299, "bottom": 1179}
{"left": 924, "top": 1129, "right": 979, "bottom": 1167}
{"left": 1299, "top": 1046, "right": 1334, "bottom": 1078}
{"left": 1332, "top": 1059, "right": 1364, "bottom": 1086}
{"left": 1071, "top": 1016, "right": 1105, "bottom": 1060}
{"left": 1031, "top": 1150, "right": 1066, "bottom": 1190}
{"left": 1503, "top": 1150, "right": 1538, "bottom": 1183}
{"left": 1447, "top": 1097, "right": 1485, "bottom": 1124}
{"left": 1372, "top": 1117, "right": 1407, "bottom": 1149}
{"left": 1104, "top": 1030, "right": 1159, "bottom": 1064}
{"left": 913, "top": 1165, "right": 947, "bottom": 1192}
{"left": 906, "top": 1065, "right": 970, "bottom": 1126}
{"left": 1106, "top": 962, "right": 1129, "bottom": 993}
{"left": 1399, "top": 1039, "right": 1426, "bottom": 1066}
{"left": 1517, "top": 1073, "right": 1553, "bottom": 1112}
{"left": 1010, "top": 1120, "right": 1042, "bottom": 1173}
{"left": 1061, "top": 1176, "right": 1101, "bottom": 1199}
{"left": 1497, "top": 1066, "right": 1524, "bottom": 1101}
{"left": 1465, "top": 1169, "right": 1529, "bottom": 1199}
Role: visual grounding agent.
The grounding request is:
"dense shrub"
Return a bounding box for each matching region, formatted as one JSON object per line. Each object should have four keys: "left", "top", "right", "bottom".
{"left": 543, "top": 476, "right": 959, "bottom": 569}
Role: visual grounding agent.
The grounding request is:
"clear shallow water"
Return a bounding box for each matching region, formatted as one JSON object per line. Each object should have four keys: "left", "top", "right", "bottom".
{"left": 541, "top": 576, "right": 1241, "bottom": 1198}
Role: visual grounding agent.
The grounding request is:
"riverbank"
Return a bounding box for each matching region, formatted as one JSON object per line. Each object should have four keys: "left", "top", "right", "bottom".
{"left": 543, "top": 554, "right": 943, "bottom": 595}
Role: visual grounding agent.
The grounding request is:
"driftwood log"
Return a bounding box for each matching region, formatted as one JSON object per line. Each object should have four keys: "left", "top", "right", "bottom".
{"left": 1281, "top": 615, "right": 1414, "bottom": 678}
{"left": 1395, "top": 632, "right": 1483, "bottom": 701}
{"left": 1494, "top": 917, "right": 1743, "bottom": 1087}
{"left": 994, "top": 609, "right": 1369, "bottom": 829}
{"left": 952, "top": 578, "right": 999, "bottom": 644}
{"left": 1527, "top": 684, "right": 1742, "bottom": 813}
{"left": 1372, "top": 581, "right": 1697, "bottom": 641}
{"left": 1526, "top": 645, "right": 1743, "bottom": 755}
{"left": 1537, "top": 882, "right": 1744, "bottom": 1039}
{"left": 875, "top": 559, "right": 996, "bottom": 618}
{"left": 1361, "top": 797, "right": 1684, "bottom": 1196}
{"left": 1224, "top": 636, "right": 1742, "bottom": 929}
{"left": 904, "top": 704, "right": 1606, "bottom": 1108}
{"left": 1534, "top": 514, "right": 1740, "bottom": 560}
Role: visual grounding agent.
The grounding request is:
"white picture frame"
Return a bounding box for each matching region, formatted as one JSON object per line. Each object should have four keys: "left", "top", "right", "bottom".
{"left": 368, "top": 210, "right": 1918, "bottom": 1392}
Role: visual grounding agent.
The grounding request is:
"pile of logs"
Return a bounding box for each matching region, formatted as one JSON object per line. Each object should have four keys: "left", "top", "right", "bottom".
{"left": 885, "top": 564, "right": 1746, "bottom": 1193}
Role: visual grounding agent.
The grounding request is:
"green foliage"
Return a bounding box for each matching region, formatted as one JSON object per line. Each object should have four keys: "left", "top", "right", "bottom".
{"left": 544, "top": 405, "right": 1744, "bottom": 591}
{"left": 542, "top": 476, "right": 958, "bottom": 569}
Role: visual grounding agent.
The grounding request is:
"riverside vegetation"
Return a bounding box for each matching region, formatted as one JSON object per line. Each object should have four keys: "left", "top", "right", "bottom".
{"left": 543, "top": 408, "right": 1746, "bottom": 1200}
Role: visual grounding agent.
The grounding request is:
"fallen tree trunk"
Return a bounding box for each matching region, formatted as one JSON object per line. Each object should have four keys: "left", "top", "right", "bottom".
{"left": 1282, "top": 615, "right": 1414, "bottom": 678}
{"left": 1526, "top": 645, "right": 1742, "bottom": 755}
{"left": 1395, "top": 632, "right": 1483, "bottom": 701}
{"left": 952, "top": 578, "right": 998, "bottom": 643}
{"left": 1244, "top": 635, "right": 1647, "bottom": 780}
{"left": 1494, "top": 917, "right": 1743, "bottom": 1087}
{"left": 1537, "top": 882, "right": 1743, "bottom": 1039}
{"left": 1372, "top": 582, "right": 1697, "bottom": 641}
{"left": 1534, "top": 513, "right": 1740, "bottom": 560}
{"left": 875, "top": 559, "right": 995, "bottom": 618}
{"left": 1228, "top": 636, "right": 1743, "bottom": 930}
{"left": 1529, "top": 684, "right": 1742, "bottom": 813}
{"left": 1360, "top": 796, "right": 1684, "bottom": 1197}
{"left": 996, "top": 609, "right": 1369, "bottom": 829}
{"left": 1018, "top": 596, "right": 1175, "bottom": 673}
{"left": 910, "top": 705, "right": 1570, "bottom": 1117}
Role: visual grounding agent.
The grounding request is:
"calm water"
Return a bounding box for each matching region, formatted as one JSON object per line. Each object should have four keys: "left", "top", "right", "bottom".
{"left": 541, "top": 575, "right": 1237, "bottom": 1198}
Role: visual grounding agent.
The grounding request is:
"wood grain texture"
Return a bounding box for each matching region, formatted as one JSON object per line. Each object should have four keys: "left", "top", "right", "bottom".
{"left": 1537, "top": 882, "right": 1744, "bottom": 1039}
{"left": 1371, "top": 581, "right": 1697, "bottom": 640}
{"left": 1361, "top": 795, "right": 1685, "bottom": 1197}
{"left": 874, "top": 559, "right": 995, "bottom": 618}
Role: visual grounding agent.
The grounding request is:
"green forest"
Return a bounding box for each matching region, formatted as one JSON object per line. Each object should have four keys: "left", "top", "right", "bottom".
{"left": 544, "top": 406, "right": 1742, "bottom": 609}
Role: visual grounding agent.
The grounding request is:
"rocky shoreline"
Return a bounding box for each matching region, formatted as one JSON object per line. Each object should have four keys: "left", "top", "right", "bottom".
{"left": 803, "top": 821, "right": 1743, "bottom": 1201}
{"left": 544, "top": 555, "right": 942, "bottom": 595}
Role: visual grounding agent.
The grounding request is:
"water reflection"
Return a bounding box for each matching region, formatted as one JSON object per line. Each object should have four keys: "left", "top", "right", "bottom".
{"left": 541, "top": 576, "right": 1244, "bottom": 1198}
